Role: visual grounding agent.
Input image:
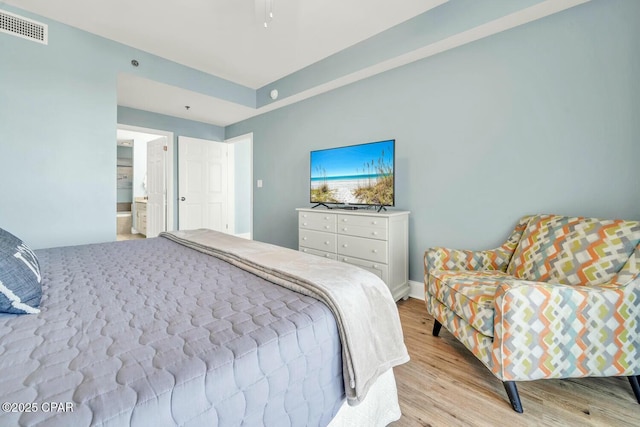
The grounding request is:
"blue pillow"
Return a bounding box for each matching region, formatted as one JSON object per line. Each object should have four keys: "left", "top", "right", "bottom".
{"left": 0, "top": 228, "right": 42, "bottom": 314}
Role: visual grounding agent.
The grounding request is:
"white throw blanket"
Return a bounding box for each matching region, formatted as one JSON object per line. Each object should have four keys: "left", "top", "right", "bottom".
{"left": 161, "top": 229, "right": 410, "bottom": 405}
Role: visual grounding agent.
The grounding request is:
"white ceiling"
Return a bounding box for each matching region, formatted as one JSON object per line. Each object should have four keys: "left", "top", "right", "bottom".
{"left": 5, "top": 0, "right": 441, "bottom": 88}
{"left": 4, "top": 0, "right": 589, "bottom": 127}
{"left": 117, "top": 74, "right": 258, "bottom": 127}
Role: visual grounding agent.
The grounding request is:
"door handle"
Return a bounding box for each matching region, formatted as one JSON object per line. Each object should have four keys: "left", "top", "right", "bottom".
{"left": 180, "top": 197, "right": 186, "bottom": 201}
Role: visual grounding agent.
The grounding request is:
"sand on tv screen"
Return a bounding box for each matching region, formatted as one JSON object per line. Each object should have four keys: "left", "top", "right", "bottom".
{"left": 310, "top": 139, "right": 395, "bottom": 207}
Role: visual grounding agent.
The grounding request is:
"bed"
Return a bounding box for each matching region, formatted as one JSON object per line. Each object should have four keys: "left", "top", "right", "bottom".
{"left": 0, "top": 228, "right": 409, "bottom": 426}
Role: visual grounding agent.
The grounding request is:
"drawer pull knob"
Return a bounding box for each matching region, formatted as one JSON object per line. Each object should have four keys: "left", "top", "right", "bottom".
{"left": 325, "top": 241, "right": 330, "bottom": 245}
{"left": 303, "top": 249, "right": 307, "bottom": 252}
{"left": 373, "top": 264, "right": 378, "bottom": 268}
{"left": 342, "top": 218, "right": 348, "bottom": 222}
{"left": 372, "top": 249, "right": 378, "bottom": 253}
{"left": 343, "top": 244, "right": 348, "bottom": 248}
{"left": 325, "top": 254, "right": 331, "bottom": 258}
{"left": 343, "top": 257, "right": 348, "bottom": 262}
{"left": 343, "top": 227, "right": 348, "bottom": 231}
{"left": 303, "top": 222, "right": 308, "bottom": 226}
{"left": 303, "top": 237, "right": 307, "bottom": 240}
{"left": 372, "top": 231, "right": 378, "bottom": 236}
{"left": 325, "top": 225, "right": 330, "bottom": 229}
{"left": 372, "top": 221, "right": 377, "bottom": 225}
{"left": 325, "top": 216, "right": 330, "bottom": 220}
{"left": 303, "top": 215, "right": 307, "bottom": 218}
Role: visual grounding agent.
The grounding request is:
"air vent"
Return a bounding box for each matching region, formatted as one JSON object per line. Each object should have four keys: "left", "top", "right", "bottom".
{"left": 0, "top": 9, "right": 48, "bottom": 45}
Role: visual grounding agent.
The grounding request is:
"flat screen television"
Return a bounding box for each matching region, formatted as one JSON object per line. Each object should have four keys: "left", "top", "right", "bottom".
{"left": 310, "top": 139, "right": 395, "bottom": 210}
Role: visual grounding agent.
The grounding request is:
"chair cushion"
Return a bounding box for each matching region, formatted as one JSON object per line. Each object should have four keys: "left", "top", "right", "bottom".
{"left": 428, "top": 270, "right": 515, "bottom": 337}
{"left": 506, "top": 215, "right": 640, "bottom": 286}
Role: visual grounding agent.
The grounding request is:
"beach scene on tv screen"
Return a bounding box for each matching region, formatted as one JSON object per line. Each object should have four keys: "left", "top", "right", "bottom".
{"left": 311, "top": 140, "right": 394, "bottom": 206}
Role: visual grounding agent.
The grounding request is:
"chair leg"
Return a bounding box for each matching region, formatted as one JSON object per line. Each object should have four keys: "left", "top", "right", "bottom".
{"left": 503, "top": 381, "right": 524, "bottom": 413}
{"left": 630, "top": 375, "right": 640, "bottom": 404}
{"left": 432, "top": 319, "right": 442, "bottom": 336}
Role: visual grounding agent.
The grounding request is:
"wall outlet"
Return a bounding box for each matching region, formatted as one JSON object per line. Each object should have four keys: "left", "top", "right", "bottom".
{"left": 257, "top": 179, "right": 263, "bottom": 188}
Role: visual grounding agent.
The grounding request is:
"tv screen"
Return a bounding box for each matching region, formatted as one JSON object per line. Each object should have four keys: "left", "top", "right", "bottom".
{"left": 310, "top": 139, "right": 395, "bottom": 207}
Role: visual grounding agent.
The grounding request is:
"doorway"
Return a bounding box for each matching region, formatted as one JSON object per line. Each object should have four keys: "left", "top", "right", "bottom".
{"left": 116, "top": 125, "right": 174, "bottom": 239}
{"left": 226, "top": 133, "right": 253, "bottom": 239}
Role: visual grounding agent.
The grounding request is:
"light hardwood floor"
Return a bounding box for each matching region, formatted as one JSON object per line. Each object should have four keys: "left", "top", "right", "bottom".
{"left": 116, "top": 233, "right": 145, "bottom": 241}
{"left": 390, "top": 298, "right": 640, "bottom": 427}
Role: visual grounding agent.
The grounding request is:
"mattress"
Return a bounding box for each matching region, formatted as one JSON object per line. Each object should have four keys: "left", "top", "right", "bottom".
{"left": 0, "top": 237, "right": 346, "bottom": 426}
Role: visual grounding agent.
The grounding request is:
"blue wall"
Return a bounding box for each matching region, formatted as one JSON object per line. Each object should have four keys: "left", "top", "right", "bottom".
{"left": 0, "top": 13, "right": 118, "bottom": 248}
{"left": 227, "top": 0, "right": 640, "bottom": 282}
{"left": 0, "top": 6, "right": 240, "bottom": 248}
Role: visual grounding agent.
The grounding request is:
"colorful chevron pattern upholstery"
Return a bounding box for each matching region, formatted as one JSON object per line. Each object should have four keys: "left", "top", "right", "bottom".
{"left": 506, "top": 214, "right": 639, "bottom": 286}
{"left": 424, "top": 214, "right": 640, "bottom": 387}
{"left": 425, "top": 216, "right": 529, "bottom": 274}
{"left": 427, "top": 270, "right": 513, "bottom": 337}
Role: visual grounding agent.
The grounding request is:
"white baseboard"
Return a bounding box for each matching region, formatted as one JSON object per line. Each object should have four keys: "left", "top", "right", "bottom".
{"left": 235, "top": 232, "right": 251, "bottom": 239}
{"left": 408, "top": 280, "right": 424, "bottom": 300}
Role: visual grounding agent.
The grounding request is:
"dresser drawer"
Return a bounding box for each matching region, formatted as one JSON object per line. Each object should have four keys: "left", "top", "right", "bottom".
{"left": 299, "top": 247, "right": 337, "bottom": 260}
{"left": 337, "top": 214, "right": 387, "bottom": 229}
{"left": 337, "top": 215, "right": 387, "bottom": 240}
{"left": 299, "top": 229, "right": 337, "bottom": 253}
{"left": 337, "top": 235, "right": 387, "bottom": 263}
{"left": 339, "top": 256, "right": 389, "bottom": 284}
{"left": 299, "top": 212, "right": 337, "bottom": 233}
{"left": 337, "top": 223, "right": 387, "bottom": 240}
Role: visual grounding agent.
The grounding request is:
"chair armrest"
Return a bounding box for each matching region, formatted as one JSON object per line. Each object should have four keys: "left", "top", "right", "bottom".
{"left": 492, "top": 278, "right": 640, "bottom": 381}
{"left": 424, "top": 247, "right": 512, "bottom": 274}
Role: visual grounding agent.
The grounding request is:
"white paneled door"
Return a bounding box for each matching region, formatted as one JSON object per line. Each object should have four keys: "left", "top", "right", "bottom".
{"left": 146, "top": 137, "right": 167, "bottom": 238}
{"left": 178, "top": 136, "right": 232, "bottom": 232}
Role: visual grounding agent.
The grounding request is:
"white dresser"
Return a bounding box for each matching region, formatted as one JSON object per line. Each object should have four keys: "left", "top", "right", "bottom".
{"left": 297, "top": 208, "right": 410, "bottom": 301}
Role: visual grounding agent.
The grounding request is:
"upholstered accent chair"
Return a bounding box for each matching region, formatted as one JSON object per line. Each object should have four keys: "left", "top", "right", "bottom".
{"left": 424, "top": 214, "right": 640, "bottom": 412}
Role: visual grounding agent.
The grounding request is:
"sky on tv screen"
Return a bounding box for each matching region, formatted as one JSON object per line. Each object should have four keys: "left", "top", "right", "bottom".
{"left": 311, "top": 140, "right": 394, "bottom": 179}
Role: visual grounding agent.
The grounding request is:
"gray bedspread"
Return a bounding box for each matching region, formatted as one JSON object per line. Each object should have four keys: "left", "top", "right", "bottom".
{"left": 0, "top": 237, "right": 346, "bottom": 426}
{"left": 161, "top": 230, "right": 409, "bottom": 406}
